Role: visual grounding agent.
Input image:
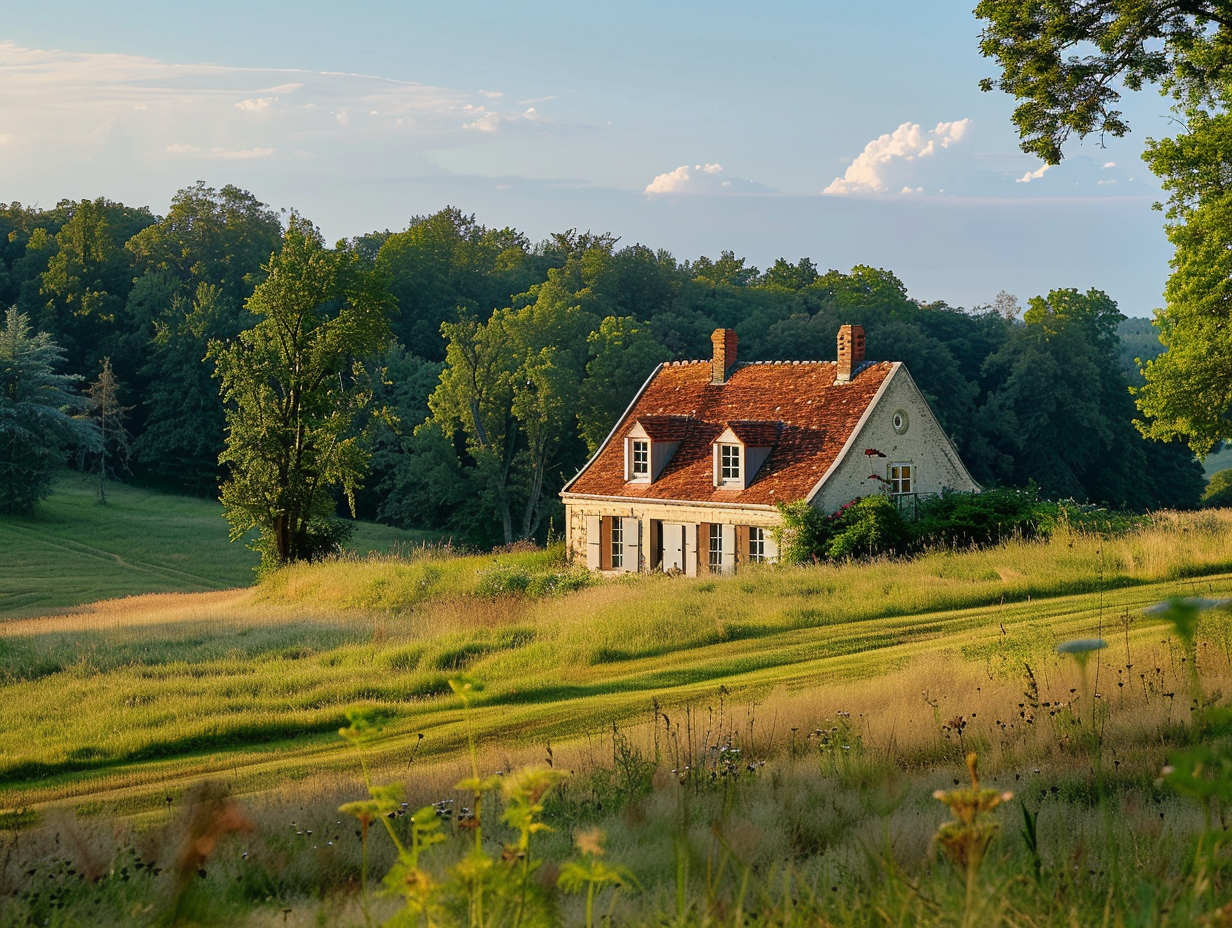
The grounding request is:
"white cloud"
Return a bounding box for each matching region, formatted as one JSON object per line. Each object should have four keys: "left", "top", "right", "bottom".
{"left": 644, "top": 162, "right": 769, "bottom": 195}
{"left": 166, "top": 142, "right": 201, "bottom": 153}
{"left": 645, "top": 165, "right": 692, "bottom": 193}
{"left": 1016, "top": 163, "right": 1049, "bottom": 183}
{"left": 1103, "top": 161, "right": 1116, "bottom": 168}
{"left": 823, "top": 119, "right": 973, "bottom": 195}
{"left": 236, "top": 96, "right": 277, "bottom": 112}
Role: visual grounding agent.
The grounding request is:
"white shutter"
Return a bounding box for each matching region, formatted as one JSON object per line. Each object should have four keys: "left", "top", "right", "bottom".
{"left": 663, "top": 523, "right": 683, "bottom": 571}
{"left": 684, "top": 524, "right": 697, "bottom": 577}
{"left": 621, "top": 517, "right": 640, "bottom": 573}
{"left": 763, "top": 530, "right": 779, "bottom": 564}
{"left": 586, "top": 516, "right": 601, "bottom": 570}
{"left": 721, "top": 524, "right": 736, "bottom": 574}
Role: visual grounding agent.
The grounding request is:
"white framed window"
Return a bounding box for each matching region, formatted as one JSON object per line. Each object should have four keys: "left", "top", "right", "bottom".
{"left": 630, "top": 439, "right": 649, "bottom": 478}
{"left": 708, "top": 523, "right": 723, "bottom": 573}
{"left": 720, "top": 444, "right": 741, "bottom": 482}
{"left": 749, "top": 526, "right": 766, "bottom": 563}
{"left": 610, "top": 518, "right": 624, "bottom": 569}
{"left": 888, "top": 462, "right": 913, "bottom": 495}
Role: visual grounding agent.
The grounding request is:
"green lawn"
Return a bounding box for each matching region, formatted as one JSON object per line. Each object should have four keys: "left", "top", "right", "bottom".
{"left": 0, "top": 475, "right": 441, "bottom": 619}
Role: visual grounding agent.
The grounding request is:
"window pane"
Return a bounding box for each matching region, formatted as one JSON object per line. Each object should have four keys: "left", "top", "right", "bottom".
{"left": 708, "top": 523, "right": 722, "bottom": 571}
{"left": 749, "top": 526, "right": 764, "bottom": 562}
{"left": 632, "top": 440, "right": 649, "bottom": 476}
{"left": 611, "top": 519, "right": 623, "bottom": 568}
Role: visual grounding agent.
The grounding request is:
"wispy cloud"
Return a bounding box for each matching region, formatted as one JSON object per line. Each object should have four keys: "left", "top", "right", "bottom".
{"left": 0, "top": 40, "right": 553, "bottom": 182}
{"left": 644, "top": 162, "right": 770, "bottom": 195}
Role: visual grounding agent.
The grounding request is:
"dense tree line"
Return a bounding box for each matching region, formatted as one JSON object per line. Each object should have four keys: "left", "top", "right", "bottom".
{"left": 0, "top": 186, "right": 1208, "bottom": 548}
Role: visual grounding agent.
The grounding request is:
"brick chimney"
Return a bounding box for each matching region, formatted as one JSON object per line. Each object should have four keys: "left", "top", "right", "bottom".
{"left": 836, "top": 324, "right": 865, "bottom": 383}
{"left": 711, "top": 328, "right": 737, "bottom": 384}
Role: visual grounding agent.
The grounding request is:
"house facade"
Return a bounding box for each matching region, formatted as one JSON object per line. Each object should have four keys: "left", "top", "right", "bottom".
{"left": 560, "top": 325, "right": 979, "bottom": 574}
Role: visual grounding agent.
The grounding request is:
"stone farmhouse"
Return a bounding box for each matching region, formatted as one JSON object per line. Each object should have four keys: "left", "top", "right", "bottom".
{"left": 560, "top": 325, "right": 979, "bottom": 574}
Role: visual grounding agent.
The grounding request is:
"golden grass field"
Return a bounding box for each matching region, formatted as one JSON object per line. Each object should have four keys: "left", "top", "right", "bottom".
{"left": 4, "top": 509, "right": 1232, "bottom": 925}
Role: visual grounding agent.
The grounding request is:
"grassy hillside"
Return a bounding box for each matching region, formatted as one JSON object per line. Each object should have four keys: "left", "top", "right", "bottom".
{"left": 3, "top": 510, "right": 1231, "bottom": 814}
{"left": 4, "top": 512, "right": 1232, "bottom": 926}
{"left": 0, "top": 475, "right": 440, "bottom": 618}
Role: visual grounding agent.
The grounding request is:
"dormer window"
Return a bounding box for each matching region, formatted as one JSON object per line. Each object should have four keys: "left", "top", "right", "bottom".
{"left": 712, "top": 421, "right": 780, "bottom": 490}
{"left": 625, "top": 416, "right": 688, "bottom": 483}
{"left": 631, "top": 440, "right": 650, "bottom": 477}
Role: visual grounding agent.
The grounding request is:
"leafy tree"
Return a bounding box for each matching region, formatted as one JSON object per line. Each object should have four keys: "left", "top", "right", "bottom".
{"left": 127, "top": 184, "right": 283, "bottom": 492}
{"left": 1134, "top": 105, "right": 1232, "bottom": 454}
{"left": 981, "top": 288, "right": 1203, "bottom": 507}
{"left": 37, "top": 198, "right": 154, "bottom": 376}
{"left": 0, "top": 308, "right": 97, "bottom": 515}
{"left": 210, "top": 218, "right": 395, "bottom": 570}
{"left": 81, "top": 356, "right": 132, "bottom": 503}
{"left": 975, "top": 0, "right": 1232, "bottom": 164}
{"left": 576, "top": 316, "right": 670, "bottom": 454}
{"left": 977, "top": 2, "right": 1232, "bottom": 456}
{"left": 375, "top": 208, "right": 541, "bottom": 361}
{"left": 1205, "top": 468, "right": 1232, "bottom": 507}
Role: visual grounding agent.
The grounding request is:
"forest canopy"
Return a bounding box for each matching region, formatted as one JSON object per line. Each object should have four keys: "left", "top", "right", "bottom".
{"left": 0, "top": 189, "right": 1208, "bottom": 548}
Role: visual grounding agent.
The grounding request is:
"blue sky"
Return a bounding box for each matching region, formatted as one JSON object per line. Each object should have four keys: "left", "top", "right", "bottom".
{"left": 1, "top": 1, "right": 1177, "bottom": 315}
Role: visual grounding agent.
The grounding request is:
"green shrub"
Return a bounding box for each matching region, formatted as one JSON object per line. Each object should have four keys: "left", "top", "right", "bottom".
{"left": 913, "top": 487, "right": 1048, "bottom": 549}
{"left": 774, "top": 500, "right": 833, "bottom": 565}
{"left": 826, "top": 494, "right": 912, "bottom": 560}
{"left": 776, "top": 495, "right": 910, "bottom": 563}
{"left": 475, "top": 563, "right": 595, "bottom": 597}
{"left": 1204, "top": 469, "right": 1232, "bottom": 509}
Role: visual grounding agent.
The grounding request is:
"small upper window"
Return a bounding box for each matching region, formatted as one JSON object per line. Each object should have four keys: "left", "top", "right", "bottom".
{"left": 892, "top": 409, "right": 909, "bottom": 435}
{"left": 888, "top": 463, "right": 913, "bottom": 495}
{"left": 720, "top": 444, "right": 741, "bottom": 482}
{"left": 630, "top": 439, "right": 649, "bottom": 478}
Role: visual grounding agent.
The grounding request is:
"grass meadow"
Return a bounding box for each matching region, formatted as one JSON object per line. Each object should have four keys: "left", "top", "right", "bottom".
{"left": 3, "top": 509, "right": 1232, "bottom": 924}
{"left": 0, "top": 474, "right": 439, "bottom": 619}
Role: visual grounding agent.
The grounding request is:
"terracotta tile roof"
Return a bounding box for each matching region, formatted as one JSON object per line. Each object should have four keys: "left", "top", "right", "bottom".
{"left": 564, "top": 360, "right": 894, "bottom": 506}
{"left": 634, "top": 415, "right": 691, "bottom": 442}
{"left": 726, "top": 420, "right": 782, "bottom": 447}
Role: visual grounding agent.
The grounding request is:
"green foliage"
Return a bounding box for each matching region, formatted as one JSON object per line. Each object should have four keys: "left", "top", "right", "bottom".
{"left": 1136, "top": 105, "right": 1232, "bottom": 455}
{"left": 773, "top": 500, "right": 831, "bottom": 566}
{"left": 0, "top": 308, "right": 96, "bottom": 515}
{"left": 824, "top": 494, "right": 912, "bottom": 560}
{"left": 1205, "top": 468, "right": 1232, "bottom": 508}
{"left": 975, "top": 1, "right": 1228, "bottom": 164}
{"left": 474, "top": 561, "right": 594, "bottom": 598}
{"left": 211, "top": 216, "right": 395, "bottom": 571}
{"left": 914, "top": 487, "right": 1048, "bottom": 549}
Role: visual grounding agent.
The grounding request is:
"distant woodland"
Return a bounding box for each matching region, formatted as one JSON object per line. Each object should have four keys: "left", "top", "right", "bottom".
{"left": 0, "top": 185, "right": 1207, "bottom": 546}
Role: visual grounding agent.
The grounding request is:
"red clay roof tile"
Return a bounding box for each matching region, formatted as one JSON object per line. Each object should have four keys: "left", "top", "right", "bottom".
{"left": 564, "top": 360, "right": 893, "bottom": 506}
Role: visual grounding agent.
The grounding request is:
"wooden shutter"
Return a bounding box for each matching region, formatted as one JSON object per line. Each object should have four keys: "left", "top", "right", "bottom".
{"left": 684, "top": 524, "right": 698, "bottom": 577}
{"left": 735, "top": 525, "right": 749, "bottom": 566}
{"left": 721, "top": 524, "right": 736, "bottom": 574}
{"left": 585, "top": 516, "right": 601, "bottom": 570}
{"left": 621, "top": 517, "right": 640, "bottom": 573}
{"left": 599, "top": 517, "right": 613, "bottom": 570}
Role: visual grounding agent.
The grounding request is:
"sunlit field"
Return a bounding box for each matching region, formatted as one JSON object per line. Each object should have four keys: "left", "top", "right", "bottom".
{"left": 0, "top": 475, "right": 439, "bottom": 618}
{"left": 3, "top": 510, "right": 1232, "bottom": 925}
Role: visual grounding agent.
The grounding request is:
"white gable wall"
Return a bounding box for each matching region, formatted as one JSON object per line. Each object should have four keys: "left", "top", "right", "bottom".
{"left": 811, "top": 364, "right": 979, "bottom": 513}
